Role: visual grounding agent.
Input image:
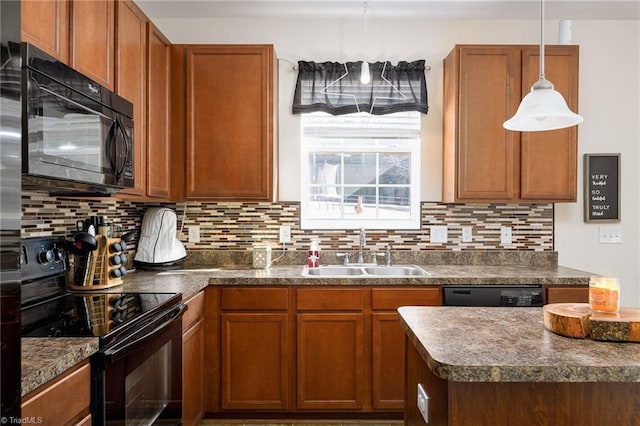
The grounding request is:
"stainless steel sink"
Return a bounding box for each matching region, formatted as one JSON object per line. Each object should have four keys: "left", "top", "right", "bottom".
{"left": 301, "top": 265, "right": 431, "bottom": 277}
{"left": 303, "top": 266, "right": 365, "bottom": 277}
{"left": 363, "top": 266, "right": 432, "bottom": 276}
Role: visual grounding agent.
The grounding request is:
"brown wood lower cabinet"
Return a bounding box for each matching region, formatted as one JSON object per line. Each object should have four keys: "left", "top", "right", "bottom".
{"left": 21, "top": 360, "right": 91, "bottom": 426}
{"left": 372, "top": 288, "right": 443, "bottom": 411}
{"left": 545, "top": 286, "right": 589, "bottom": 304}
{"left": 219, "top": 287, "right": 291, "bottom": 410}
{"left": 210, "top": 285, "right": 442, "bottom": 415}
{"left": 183, "top": 291, "right": 206, "bottom": 426}
{"left": 405, "top": 336, "right": 639, "bottom": 426}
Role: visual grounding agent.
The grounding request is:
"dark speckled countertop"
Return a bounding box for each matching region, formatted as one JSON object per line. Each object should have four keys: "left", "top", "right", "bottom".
{"left": 21, "top": 338, "right": 99, "bottom": 396}
{"left": 398, "top": 306, "right": 640, "bottom": 383}
{"left": 21, "top": 261, "right": 595, "bottom": 397}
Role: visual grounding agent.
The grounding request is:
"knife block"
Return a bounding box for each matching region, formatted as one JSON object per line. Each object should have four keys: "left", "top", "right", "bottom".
{"left": 67, "top": 236, "right": 125, "bottom": 290}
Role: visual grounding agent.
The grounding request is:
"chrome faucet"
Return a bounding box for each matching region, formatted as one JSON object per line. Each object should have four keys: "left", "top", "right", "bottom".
{"left": 357, "top": 228, "right": 366, "bottom": 264}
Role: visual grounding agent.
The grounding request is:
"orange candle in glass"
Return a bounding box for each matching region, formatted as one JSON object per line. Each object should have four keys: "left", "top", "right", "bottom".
{"left": 589, "top": 277, "right": 620, "bottom": 313}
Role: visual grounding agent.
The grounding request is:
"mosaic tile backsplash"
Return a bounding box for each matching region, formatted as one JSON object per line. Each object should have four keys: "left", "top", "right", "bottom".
{"left": 22, "top": 192, "right": 554, "bottom": 253}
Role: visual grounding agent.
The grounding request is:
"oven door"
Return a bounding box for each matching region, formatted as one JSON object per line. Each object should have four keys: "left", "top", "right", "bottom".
{"left": 92, "top": 303, "right": 185, "bottom": 426}
{"left": 23, "top": 68, "right": 134, "bottom": 189}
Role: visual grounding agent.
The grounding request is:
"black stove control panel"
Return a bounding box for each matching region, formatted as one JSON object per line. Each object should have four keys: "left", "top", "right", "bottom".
{"left": 21, "top": 236, "right": 69, "bottom": 282}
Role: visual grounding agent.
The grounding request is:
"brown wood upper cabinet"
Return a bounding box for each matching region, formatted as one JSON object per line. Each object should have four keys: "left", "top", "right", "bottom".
{"left": 70, "top": 0, "right": 116, "bottom": 91}
{"left": 145, "top": 22, "right": 172, "bottom": 198}
{"left": 21, "top": 0, "right": 70, "bottom": 62}
{"left": 21, "top": 0, "right": 115, "bottom": 83}
{"left": 115, "top": 0, "right": 147, "bottom": 197}
{"left": 442, "top": 44, "right": 579, "bottom": 203}
{"left": 176, "top": 45, "right": 277, "bottom": 201}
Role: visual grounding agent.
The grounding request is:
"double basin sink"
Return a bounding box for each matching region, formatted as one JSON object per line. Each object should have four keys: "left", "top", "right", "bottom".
{"left": 301, "top": 264, "right": 432, "bottom": 278}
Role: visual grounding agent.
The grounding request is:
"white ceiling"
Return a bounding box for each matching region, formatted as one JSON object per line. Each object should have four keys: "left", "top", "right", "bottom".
{"left": 135, "top": 0, "right": 640, "bottom": 20}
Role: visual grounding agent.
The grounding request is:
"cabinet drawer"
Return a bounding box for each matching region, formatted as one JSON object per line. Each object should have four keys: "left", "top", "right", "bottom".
{"left": 183, "top": 290, "right": 205, "bottom": 331}
{"left": 221, "top": 287, "right": 289, "bottom": 310}
{"left": 297, "top": 288, "right": 365, "bottom": 311}
{"left": 372, "top": 287, "right": 442, "bottom": 310}
{"left": 545, "top": 286, "right": 589, "bottom": 304}
{"left": 22, "top": 361, "right": 91, "bottom": 425}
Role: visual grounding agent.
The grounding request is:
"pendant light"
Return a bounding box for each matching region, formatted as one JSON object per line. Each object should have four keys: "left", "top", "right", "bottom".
{"left": 503, "top": 0, "right": 583, "bottom": 132}
{"left": 360, "top": 1, "right": 371, "bottom": 84}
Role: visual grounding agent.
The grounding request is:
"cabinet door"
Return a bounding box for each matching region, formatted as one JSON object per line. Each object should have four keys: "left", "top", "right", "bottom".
{"left": 545, "top": 286, "right": 589, "bottom": 304}
{"left": 372, "top": 312, "right": 405, "bottom": 410}
{"left": 22, "top": 361, "right": 91, "bottom": 425}
{"left": 115, "top": 0, "right": 147, "bottom": 197}
{"left": 455, "top": 46, "right": 521, "bottom": 201}
{"left": 70, "top": 0, "right": 115, "bottom": 90}
{"left": 296, "top": 312, "right": 365, "bottom": 410}
{"left": 520, "top": 46, "right": 579, "bottom": 201}
{"left": 182, "top": 317, "right": 205, "bottom": 426}
{"left": 221, "top": 313, "right": 290, "bottom": 410}
{"left": 21, "top": 0, "right": 70, "bottom": 62}
{"left": 185, "top": 45, "right": 275, "bottom": 200}
{"left": 371, "top": 288, "right": 442, "bottom": 411}
{"left": 146, "top": 22, "right": 171, "bottom": 198}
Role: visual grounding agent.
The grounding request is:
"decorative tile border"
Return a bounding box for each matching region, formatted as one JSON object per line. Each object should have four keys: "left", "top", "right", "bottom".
{"left": 21, "top": 193, "right": 553, "bottom": 252}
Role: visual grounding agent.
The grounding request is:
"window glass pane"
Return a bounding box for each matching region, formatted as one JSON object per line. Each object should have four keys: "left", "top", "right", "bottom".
{"left": 301, "top": 111, "right": 420, "bottom": 230}
{"left": 379, "top": 153, "right": 411, "bottom": 185}
{"left": 344, "top": 153, "right": 376, "bottom": 185}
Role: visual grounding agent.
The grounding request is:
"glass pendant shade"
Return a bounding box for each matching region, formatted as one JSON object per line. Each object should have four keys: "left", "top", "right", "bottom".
{"left": 503, "top": 0, "right": 583, "bottom": 132}
{"left": 503, "top": 78, "right": 584, "bottom": 132}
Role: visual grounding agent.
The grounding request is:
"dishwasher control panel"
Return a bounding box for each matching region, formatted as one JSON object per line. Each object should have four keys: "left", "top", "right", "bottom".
{"left": 444, "top": 285, "right": 544, "bottom": 307}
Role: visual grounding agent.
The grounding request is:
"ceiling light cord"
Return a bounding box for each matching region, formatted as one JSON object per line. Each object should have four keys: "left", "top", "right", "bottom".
{"left": 539, "top": 0, "right": 545, "bottom": 81}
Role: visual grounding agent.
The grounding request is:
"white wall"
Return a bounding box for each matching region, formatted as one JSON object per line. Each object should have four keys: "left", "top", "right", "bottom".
{"left": 155, "top": 17, "right": 640, "bottom": 307}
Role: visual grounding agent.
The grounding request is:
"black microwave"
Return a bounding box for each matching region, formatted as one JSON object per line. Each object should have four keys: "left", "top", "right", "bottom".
{"left": 21, "top": 43, "right": 134, "bottom": 194}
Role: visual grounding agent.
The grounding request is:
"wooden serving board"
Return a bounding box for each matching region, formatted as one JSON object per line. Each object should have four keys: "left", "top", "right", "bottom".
{"left": 543, "top": 303, "right": 640, "bottom": 343}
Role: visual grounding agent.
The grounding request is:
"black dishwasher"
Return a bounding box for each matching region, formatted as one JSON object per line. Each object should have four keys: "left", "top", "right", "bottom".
{"left": 443, "top": 285, "right": 544, "bottom": 307}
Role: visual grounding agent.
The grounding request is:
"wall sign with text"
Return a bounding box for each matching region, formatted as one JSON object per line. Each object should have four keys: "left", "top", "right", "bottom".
{"left": 584, "top": 154, "right": 620, "bottom": 222}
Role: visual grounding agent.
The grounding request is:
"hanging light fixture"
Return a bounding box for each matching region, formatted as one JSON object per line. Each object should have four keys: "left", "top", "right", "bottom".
{"left": 360, "top": 1, "right": 371, "bottom": 84}
{"left": 503, "top": 0, "right": 583, "bottom": 132}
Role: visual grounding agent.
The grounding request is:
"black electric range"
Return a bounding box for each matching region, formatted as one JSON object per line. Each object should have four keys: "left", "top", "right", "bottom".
{"left": 20, "top": 236, "right": 185, "bottom": 425}
{"left": 20, "top": 236, "right": 181, "bottom": 345}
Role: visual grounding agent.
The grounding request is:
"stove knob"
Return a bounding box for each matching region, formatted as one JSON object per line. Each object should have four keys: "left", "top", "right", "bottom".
{"left": 120, "top": 241, "right": 127, "bottom": 251}
{"left": 54, "top": 247, "right": 67, "bottom": 262}
{"left": 110, "top": 268, "right": 122, "bottom": 279}
{"left": 110, "top": 255, "right": 122, "bottom": 266}
{"left": 119, "top": 266, "right": 128, "bottom": 276}
{"left": 120, "top": 253, "right": 127, "bottom": 264}
{"left": 38, "top": 249, "right": 54, "bottom": 264}
{"left": 109, "top": 242, "right": 122, "bottom": 253}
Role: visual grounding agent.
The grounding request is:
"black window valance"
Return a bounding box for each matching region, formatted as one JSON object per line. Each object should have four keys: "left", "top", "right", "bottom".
{"left": 292, "top": 60, "right": 428, "bottom": 116}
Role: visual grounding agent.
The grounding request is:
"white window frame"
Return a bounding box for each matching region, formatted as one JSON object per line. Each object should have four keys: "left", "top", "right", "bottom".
{"left": 300, "top": 111, "right": 421, "bottom": 230}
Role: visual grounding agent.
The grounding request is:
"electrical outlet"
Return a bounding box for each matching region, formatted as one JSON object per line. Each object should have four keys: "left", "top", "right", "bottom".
{"left": 279, "top": 225, "right": 291, "bottom": 243}
{"left": 500, "top": 226, "right": 512, "bottom": 245}
{"left": 188, "top": 225, "right": 200, "bottom": 243}
{"left": 462, "top": 226, "right": 473, "bottom": 243}
{"left": 599, "top": 226, "right": 622, "bottom": 244}
{"left": 430, "top": 226, "right": 448, "bottom": 244}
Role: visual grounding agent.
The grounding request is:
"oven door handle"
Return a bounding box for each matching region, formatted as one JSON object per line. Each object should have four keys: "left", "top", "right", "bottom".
{"left": 103, "top": 303, "right": 187, "bottom": 363}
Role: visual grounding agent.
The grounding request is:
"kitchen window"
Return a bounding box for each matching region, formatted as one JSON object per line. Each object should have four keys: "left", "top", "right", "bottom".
{"left": 301, "top": 111, "right": 421, "bottom": 230}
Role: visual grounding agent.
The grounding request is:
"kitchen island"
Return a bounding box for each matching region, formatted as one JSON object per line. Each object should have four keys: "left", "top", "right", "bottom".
{"left": 399, "top": 306, "right": 640, "bottom": 425}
